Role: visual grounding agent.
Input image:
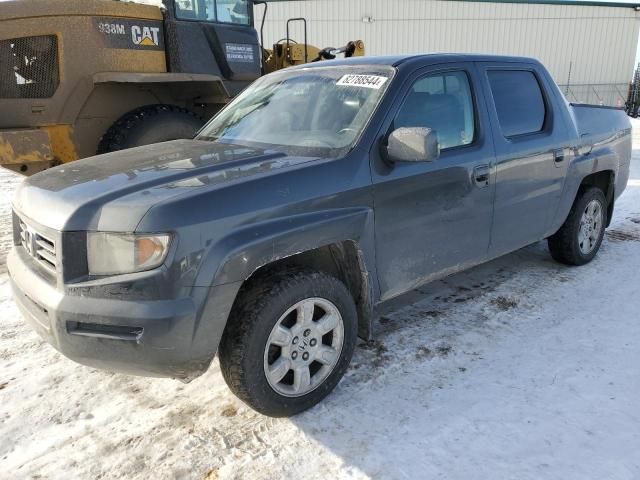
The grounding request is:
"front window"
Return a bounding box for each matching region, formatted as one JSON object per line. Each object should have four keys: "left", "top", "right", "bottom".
{"left": 175, "top": 0, "right": 251, "bottom": 25}
{"left": 394, "top": 70, "right": 476, "bottom": 150}
{"left": 198, "top": 66, "right": 395, "bottom": 158}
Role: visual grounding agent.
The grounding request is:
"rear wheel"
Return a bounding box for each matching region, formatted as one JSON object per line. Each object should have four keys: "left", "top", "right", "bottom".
{"left": 548, "top": 187, "right": 607, "bottom": 265}
{"left": 219, "top": 271, "right": 358, "bottom": 417}
{"left": 97, "top": 104, "right": 203, "bottom": 154}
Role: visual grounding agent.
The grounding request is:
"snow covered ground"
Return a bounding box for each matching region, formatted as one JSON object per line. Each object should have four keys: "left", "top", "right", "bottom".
{"left": 2, "top": 124, "right": 640, "bottom": 480}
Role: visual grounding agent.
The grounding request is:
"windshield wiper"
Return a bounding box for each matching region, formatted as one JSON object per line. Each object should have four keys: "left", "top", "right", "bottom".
{"left": 198, "top": 135, "right": 219, "bottom": 142}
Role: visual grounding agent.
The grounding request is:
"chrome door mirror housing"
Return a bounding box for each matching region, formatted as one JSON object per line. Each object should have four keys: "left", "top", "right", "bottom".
{"left": 386, "top": 127, "right": 440, "bottom": 163}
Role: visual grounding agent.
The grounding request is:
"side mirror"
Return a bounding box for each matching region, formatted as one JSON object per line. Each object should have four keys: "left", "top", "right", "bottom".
{"left": 385, "top": 127, "right": 440, "bottom": 163}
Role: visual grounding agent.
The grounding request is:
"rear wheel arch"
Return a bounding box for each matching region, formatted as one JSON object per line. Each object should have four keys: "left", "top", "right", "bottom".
{"left": 548, "top": 186, "right": 607, "bottom": 265}
{"left": 579, "top": 170, "right": 615, "bottom": 227}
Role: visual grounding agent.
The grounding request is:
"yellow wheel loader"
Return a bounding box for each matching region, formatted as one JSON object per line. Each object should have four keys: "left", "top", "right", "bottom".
{"left": 0, "top": 0, "right": 364, "bottom": 175}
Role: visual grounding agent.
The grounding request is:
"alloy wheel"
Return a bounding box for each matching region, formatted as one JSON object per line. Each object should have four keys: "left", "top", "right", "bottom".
{"left": 263, "top": 297, "right": 345, "bottom": 397}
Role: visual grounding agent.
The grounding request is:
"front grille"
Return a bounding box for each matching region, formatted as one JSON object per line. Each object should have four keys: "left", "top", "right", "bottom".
{"left": 18, "top": 219, "right": 57, "bottom": 273}
{"left": 0, "top": 35, "right": 59, "bottom": 99}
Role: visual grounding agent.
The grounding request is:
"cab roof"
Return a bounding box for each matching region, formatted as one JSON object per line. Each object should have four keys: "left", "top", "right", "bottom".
{"left": 294, "top": 53, "right": 541, "bottom": 70}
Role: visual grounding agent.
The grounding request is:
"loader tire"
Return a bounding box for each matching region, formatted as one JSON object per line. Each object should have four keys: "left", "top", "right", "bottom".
{"left": 97, "top": 105, "right": 203, "bottom": 154}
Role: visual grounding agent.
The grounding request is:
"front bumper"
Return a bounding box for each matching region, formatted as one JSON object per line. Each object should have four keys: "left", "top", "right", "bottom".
{"left": 8, "top": 247, "right": 241, "bottom": 380}
{"left": 0, "top": 128, "right": 56, "bottom": 175}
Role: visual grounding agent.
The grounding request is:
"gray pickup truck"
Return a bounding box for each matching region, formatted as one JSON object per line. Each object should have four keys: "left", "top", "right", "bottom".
{"left": 9, "top": 54, "right": 631, "bottom": 417}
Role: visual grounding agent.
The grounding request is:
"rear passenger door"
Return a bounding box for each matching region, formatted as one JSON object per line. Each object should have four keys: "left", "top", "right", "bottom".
{"left": 371, "top": 63, "right": 496, "bottom": 301}
{"left": 477, "top": 63, "right": 573, "bottom": 256}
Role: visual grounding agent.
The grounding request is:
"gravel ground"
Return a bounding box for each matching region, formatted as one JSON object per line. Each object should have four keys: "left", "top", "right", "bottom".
{"left": 1, "top": 123, "right": 640, "bottom": 479}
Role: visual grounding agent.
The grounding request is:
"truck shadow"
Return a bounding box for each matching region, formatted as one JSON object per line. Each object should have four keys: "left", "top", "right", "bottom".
{"left": 282, "top": 240, "right": 572, "bottom": 476}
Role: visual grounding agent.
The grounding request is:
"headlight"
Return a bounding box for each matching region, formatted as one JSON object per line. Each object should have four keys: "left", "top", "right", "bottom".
{"left": 87, "top": 233, "right": 172, "bottom": 276}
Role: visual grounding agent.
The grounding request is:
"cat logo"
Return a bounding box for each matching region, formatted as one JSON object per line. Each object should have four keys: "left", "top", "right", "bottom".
{"left": 131, "top": 25, "right": 161, "bottom": 47}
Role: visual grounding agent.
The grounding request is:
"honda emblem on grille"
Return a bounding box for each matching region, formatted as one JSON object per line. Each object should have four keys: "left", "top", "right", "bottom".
{"left": 22, "top": 226, "right": 38, "bottom": 257}
{"left": 24, "top": 228, "right": 34, "bottom": 255}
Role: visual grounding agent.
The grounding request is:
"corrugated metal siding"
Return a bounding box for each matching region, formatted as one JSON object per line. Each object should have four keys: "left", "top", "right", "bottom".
{"left": 255, "top": 0, "right": 639, "bottom": 103}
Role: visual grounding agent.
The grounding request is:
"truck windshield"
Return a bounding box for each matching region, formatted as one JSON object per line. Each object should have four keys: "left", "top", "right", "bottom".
{"left": 198, "top": 66, "right": 395, "bottom": 158}
{"left": 175, "top": 0, "right": 251, "bottom": 25}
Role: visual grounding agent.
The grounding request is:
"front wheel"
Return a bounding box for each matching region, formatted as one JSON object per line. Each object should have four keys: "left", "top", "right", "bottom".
{"left": 219, "top": 271, "right": 358, "bottom": 417}
{"left": 548, "top": 187, "right": 607, "bottom": 265}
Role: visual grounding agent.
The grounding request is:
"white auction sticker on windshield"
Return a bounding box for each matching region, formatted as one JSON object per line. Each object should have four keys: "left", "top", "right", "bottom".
{"left": 336, "top": 74, "right": 388, "bottom": 89}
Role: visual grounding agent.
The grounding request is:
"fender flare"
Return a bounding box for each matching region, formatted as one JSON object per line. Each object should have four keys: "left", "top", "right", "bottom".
{"left": 549, "top": 144, "right": 619, "bottom": 235}
{"left": 197, "top": 207, "right": 379, "bottom": 339}
{"left": 59, "top": 72, "right": 231, "bottom": 124}
{"left": 92, "top": 72, "right": 231, "bottom": 103}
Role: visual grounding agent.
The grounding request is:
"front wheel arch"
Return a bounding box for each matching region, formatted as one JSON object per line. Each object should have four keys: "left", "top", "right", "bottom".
{"left": 229, "top": 241, "right": 375, "bottom": 341}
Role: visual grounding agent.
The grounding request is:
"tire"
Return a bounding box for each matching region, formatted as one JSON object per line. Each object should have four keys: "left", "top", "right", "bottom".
{"left": 548, "top": 186, "right": 608, "bottom": 266}
{"left": 219, "top": 271, "right": 358, "bottom": 417}
{"left": 97, "top": 104, "right": 203, "bottom": 154}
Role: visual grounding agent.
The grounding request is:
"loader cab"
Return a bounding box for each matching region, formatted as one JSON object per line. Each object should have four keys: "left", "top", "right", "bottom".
{"left": 163, "top": 0, "right": 262, "bottom": 95}
{"left": 173, "top": 0, "right": 252, "bottom": 24}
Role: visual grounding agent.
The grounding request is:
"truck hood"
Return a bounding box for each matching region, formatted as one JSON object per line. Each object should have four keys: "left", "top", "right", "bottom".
{"left": 13, "top": 140, "right": 315, "bottom": 232}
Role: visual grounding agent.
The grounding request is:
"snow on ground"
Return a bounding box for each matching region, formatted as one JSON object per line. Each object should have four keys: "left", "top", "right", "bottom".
{"left": 2, "top": 124, "right": 640, "bottom": 480}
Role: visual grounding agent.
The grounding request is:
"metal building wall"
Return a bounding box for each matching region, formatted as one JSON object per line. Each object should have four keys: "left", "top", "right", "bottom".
{"left": 255, "top": 0, "right": 640, "bottom": 105}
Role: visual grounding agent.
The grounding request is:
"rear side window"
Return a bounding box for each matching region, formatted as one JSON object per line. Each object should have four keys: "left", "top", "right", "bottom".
{"left": 487, "top": 70, "right": 546, "bottom": 138}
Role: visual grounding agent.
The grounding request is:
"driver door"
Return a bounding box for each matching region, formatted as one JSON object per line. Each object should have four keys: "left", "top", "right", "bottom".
{"left": 371, "top": 63, "right": 497, "bottom": 301}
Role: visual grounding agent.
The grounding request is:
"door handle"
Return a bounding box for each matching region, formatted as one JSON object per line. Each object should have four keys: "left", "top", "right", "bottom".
{"left": 553, "top": 148, "right": 565, "bottom": 164}
{"left": 473, "top": 164, "right": 490, "bottom": 187}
